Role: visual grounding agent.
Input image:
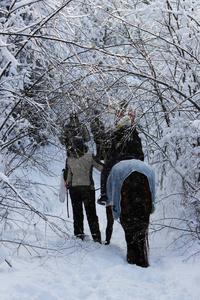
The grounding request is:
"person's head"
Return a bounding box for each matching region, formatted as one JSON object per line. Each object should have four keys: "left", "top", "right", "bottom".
{"left": 94, "top": 109, "right": 100, "bottom": 115}
{"left": 68, "top": 136, "right": 87, "bottom": 157}
{"left": 69, "top": 112, "right": 79, "bottom": 123}
{"left": 116, "top": 115, "right": 132, "bottom": 130}
{"left": 115, "top": 108, "right": 135, "bottom": 129}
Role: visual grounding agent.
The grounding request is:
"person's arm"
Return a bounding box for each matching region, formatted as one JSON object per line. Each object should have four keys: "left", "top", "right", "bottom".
{"left": 92, "top": 155, "right": 104, "bottom": 172}
{"left": 66, "top": 160, "right": 72, "bottom": 186}
{"left": 81, "top": 124, "right": 91, "bottom": 142}
{"left": 133, "top": 130, "right": 144, "bottom": 161}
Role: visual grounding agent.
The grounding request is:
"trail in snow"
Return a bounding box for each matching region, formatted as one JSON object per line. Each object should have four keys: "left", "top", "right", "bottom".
{"left": 0, "top": 158, "right": 199, "bottom": 300}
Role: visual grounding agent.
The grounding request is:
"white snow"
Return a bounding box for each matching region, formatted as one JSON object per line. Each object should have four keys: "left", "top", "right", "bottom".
{"left": 0, "top": 155, "right": 199, "bottom": 300}
{"left": 0, "top": 244, "right": 8, "bottom": 265}
{"left": 0, "top": 38, "right": 19, "bottom": 68}
{"left": 0, "top": 171, "right": 9, "bottom": 183}
{"left": 191, "top": 120, "right": 200, "bottom": 129}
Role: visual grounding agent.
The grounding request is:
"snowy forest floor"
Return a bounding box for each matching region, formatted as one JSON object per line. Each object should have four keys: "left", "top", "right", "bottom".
{"left": 0, "top": 147, "right": 199, "bottom": 300}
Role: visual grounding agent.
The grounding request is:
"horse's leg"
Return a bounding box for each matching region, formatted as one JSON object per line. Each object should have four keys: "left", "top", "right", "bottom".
{"left": 105, "top": 206, "right": 114, "bottom": 245}
{"left": 136, "top": 177, "right": 152, "bottom": 267}
{"left": 120, "top": 177, "right": 137, "bottom": 264}
{"left": 127, "top": 220, "right": 149, "bottom": 268}
{"left": 121, "top": 221, "right": 137, "bottom": 265}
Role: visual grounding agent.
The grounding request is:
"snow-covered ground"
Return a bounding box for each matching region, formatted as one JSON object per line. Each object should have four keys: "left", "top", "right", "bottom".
{"left": 0, "top": 150, "right": 199, "bottom": 300}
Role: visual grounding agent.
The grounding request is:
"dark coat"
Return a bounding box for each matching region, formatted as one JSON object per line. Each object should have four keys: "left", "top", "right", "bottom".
{"left": 100, "top": 125, "right": 144, "bottom": 196}
{"left": 106, "top": 126, "right": 144, "bottom": 161}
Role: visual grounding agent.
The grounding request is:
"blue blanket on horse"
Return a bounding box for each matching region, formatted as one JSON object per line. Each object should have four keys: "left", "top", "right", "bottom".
{"left": 106, "top": 159, "right": 155, "bottom": 220}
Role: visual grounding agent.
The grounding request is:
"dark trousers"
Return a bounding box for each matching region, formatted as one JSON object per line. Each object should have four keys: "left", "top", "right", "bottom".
{"left": 69, "top": 186, "right": 101, "bottom": 243}
{"left": 101, "top": 157, "right": 120, "bottom": 195}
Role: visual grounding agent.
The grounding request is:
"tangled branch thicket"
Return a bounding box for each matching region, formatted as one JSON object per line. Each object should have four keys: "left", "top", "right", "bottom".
{"left": 0, "top": 0, "right": 199, "bottom": 258}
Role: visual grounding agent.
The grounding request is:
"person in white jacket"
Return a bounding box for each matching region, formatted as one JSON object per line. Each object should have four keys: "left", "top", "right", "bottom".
{"left": 66, "top": 136, "right": 103, "bottom": 243}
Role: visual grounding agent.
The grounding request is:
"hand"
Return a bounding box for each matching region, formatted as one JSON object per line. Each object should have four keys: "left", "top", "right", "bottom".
{"left": 67, "top": 182, "right": 72, "bottom": 189}
{"left": 62, "top": 168, "right": 67, "bottom": 181}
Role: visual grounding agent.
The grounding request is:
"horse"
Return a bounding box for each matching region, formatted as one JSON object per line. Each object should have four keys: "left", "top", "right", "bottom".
{"left": 105, "top": 159, "right": 155, "bottom": 268}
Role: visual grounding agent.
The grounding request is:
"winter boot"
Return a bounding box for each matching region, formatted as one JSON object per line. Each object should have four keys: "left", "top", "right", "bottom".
{"left": 97, "top": 194, "right": 107, "bottom": 206}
